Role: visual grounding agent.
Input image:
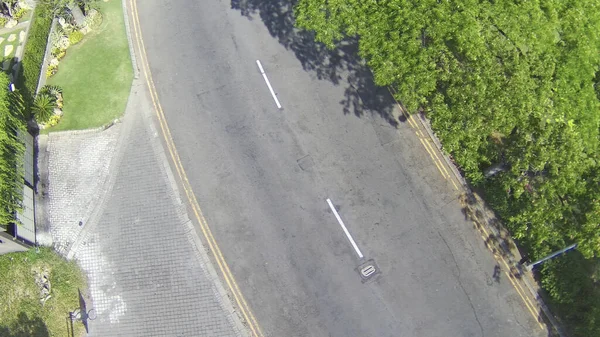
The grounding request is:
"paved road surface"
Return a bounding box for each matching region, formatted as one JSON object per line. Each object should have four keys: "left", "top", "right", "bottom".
{"left": 136, "top": 1, "right": 547, "bottom": 336}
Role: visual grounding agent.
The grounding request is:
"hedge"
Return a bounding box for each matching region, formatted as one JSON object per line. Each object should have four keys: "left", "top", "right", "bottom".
{"left": 17, "top": 4, "right": 53, "bottom": 116}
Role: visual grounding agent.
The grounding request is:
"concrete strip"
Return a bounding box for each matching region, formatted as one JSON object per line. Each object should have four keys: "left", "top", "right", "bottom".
{"left": 121, "top": 0, "right": 139, "bottom": 79}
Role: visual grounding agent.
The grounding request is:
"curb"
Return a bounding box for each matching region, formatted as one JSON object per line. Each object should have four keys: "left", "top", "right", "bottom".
{"left": 142, "top": 95, "right": 251, "bottom": 337}
{"left": 121, "top": 0, "right": 139, "bottom": 79}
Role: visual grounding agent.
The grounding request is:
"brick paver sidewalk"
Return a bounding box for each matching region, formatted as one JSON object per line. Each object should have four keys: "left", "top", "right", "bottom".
{"left": 41, "top": 81, "right": 249, "bottom": 337}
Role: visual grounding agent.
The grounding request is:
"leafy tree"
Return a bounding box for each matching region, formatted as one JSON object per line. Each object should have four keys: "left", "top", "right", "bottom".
{"left": 0, "top": 72, "right": 25, "bottom": 226}
{"left": 295, "top": 0, "right": 600, "bottom": 335}
{"left": 295, "top": 0, "right": 600, "bottom": 255}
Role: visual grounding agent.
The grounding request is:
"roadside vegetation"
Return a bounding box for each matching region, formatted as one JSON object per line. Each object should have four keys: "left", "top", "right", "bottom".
{"left": 0, "top": 247, "right": 88, "bottom": 337}
{"left": 295, "top": 1, "right": 600, "bottom": 335}
{"left": 16, "top": 1, "right": 52, "bottom": 114}
{"left": 0, "top": 71, "right": 25, "bottom": 226}
{"left": 45, "top": 0, "right": 133, "bottom": 131}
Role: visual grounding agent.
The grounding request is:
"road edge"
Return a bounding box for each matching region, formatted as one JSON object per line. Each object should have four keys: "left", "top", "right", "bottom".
{"left": 123, "top": 1, "right": 258, "bottom": 336}
{"left": 402, "top": 99, "right": 566, "bottom": 337}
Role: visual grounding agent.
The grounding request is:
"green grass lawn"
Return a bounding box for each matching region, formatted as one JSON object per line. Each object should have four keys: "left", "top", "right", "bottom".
{"left": 46, "top": 0, "right": 133, "bottom": 132}
{"left": 0, "top": 247, "right": 88, "bottom": 337}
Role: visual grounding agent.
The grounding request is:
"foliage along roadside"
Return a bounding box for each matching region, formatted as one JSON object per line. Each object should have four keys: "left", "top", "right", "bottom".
{"left": 294, "top": 0, "right": 600, "bottom": 335}
{"left": 16, "top": 2, "right": 53, "bottom": 115}
{"left": 0, "top": 71, "right": 26, "bottom": 227}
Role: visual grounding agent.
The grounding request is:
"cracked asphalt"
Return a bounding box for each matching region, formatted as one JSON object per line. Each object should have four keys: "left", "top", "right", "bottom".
{"left": 133, "top": 0, "right": 548, "bottom": 336}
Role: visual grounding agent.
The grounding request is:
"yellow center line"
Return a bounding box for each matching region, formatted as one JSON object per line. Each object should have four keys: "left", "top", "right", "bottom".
{"left": 129, "top": 1, "right": 264, "bottom": 336}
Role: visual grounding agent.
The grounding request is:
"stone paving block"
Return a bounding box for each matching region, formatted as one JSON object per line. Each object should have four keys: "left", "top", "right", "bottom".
{"left": 45, "top": 82, "right": 246, "bottom": 336}
{"left": 15, "top": 45, "right": 22, "bottom": 58}
{"left": 73, "top": 110, "right": 241, "bottom": 336}
{"left": 4, "top": 44, "right": 13, "bottom": 57}
{"left": 46, "top": 126, "right": 121, "bottom": 255}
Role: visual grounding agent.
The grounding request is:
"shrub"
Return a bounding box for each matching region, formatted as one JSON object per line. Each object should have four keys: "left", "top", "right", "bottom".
{"left": 17, "top": 4, "right": 53, "bottom": 116}
{"left": 45, "top": 113, "right": 61, "bottom": 127}
{"left": 13, "top": 7, "right": 28, "bottom": 22}
{"left": 46, "top": 63, "right": 58, "bottom": 78}
{"left": 50, "top": 29, "right": 65, "bottom": 51}
{"left": 84, "top": 9, "right": 102, "bottom": 29}
{"left": 0, "top": 72, "right": 25, "bottom": 225}
{"left": 50, "top": 46, "right": 66, "bottom": 60}
{"left": 0, "top": 17, "right": 7, "bottom": 27}
{"left": 68, "top": 30, "right": 83, "bottom": 45}
{"left": 55, "top": 49, "right": 66, "bottom": 60}
{"left": 32, "top": 93, "right": 57, "bottom": 123}
{"left": 40, "top": 84, "right": 63, "bottom": 100}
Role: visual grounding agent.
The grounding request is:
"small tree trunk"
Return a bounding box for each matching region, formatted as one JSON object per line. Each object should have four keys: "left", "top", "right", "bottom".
{"left": 484, "top": 162, "right": 507, "bottom": 178}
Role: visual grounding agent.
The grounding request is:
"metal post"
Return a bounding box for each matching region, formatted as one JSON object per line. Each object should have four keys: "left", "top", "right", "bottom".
{"left": 526, "top": 243, "right": 577, "bottom": 271}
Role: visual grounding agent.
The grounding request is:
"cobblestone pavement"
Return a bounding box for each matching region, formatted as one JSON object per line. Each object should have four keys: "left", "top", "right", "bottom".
{"left": 43, "top": 81, "right": 248, "bottom": 337}
{"left": 42, "top": 126, "right": 121, "bottom": 254}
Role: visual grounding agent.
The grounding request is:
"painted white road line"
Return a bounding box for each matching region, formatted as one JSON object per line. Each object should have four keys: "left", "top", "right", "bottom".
{"left": 256, "top": 60, "right": 282, "bottom": 109}
{"left": 326, "top": 198, "right": 364, "bottom": 259}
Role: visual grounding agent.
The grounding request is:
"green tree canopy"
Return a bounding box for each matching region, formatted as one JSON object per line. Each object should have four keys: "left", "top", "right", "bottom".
{"left": 295, "top": 0, "right": 600, "bottom": 259}
{"left": 295, "top": 1, "right": 600, "bottom": 334}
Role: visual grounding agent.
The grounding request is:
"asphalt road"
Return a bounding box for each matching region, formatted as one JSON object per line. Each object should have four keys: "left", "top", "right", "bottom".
{"left": 136, "top": 1, "right": 546, "bottom": 336}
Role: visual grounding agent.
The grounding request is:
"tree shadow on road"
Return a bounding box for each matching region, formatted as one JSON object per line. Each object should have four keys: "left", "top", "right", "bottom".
{"left": 230, "top": 0, "right": 398, "bottom": 127}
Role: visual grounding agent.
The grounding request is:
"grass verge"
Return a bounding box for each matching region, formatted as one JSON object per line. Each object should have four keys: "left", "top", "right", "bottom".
{"left": 0, "top": 247, "right": 87, "bottom": 337}
{"left": 46, "top": 0, "right": 133, "bottom": 132}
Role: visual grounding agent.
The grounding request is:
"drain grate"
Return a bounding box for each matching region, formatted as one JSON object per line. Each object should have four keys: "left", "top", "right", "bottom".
{"left": 297, "top": 155, "right": 315, "bottom": 171}
{"left": 361, "top": 265, "right": 376, "bottom": 278}
{"left": 356, "top": 259, "right": 381, "bottom": 283}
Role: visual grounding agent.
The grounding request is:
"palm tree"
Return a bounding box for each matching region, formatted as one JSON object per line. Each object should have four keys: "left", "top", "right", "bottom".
{"left": 32, "top": 93, "right": 57, "bottom": 123}
{"left": 40, "top": 84, "right": 63, "bottom": 108}
{"left": 40, "top": 84, "right": 63, "bottom": 99}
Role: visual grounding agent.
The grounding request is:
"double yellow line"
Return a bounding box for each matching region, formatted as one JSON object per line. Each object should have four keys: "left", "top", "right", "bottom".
{"left": 387, "top": 89, "right": 543, "bottom": 328}
{"left": 387, "top": 87, "right": 458, "bottom": 191}
{"left": 129, "top": 1, "right": 540, "bottom": 331}
{"left": 128, "top": 1, "right": 264, "bottom": 336}
{"left": 476, "top": 222, "right": 544, "bottom": 329}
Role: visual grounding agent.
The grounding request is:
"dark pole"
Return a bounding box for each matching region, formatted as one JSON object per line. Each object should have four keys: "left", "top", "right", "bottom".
{"left": 526, "top": 243, "right": 578, "bottom": 271}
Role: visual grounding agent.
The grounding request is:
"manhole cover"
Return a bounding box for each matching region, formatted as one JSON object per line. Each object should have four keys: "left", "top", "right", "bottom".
{"left": 361, "top": 265, "right": 376, "bottom": 278}
{"left": 297, "top": 155, "right": 315, "bottom": 171}
{"left": 356, "top": 259, "right": 380, "bottom": 283}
